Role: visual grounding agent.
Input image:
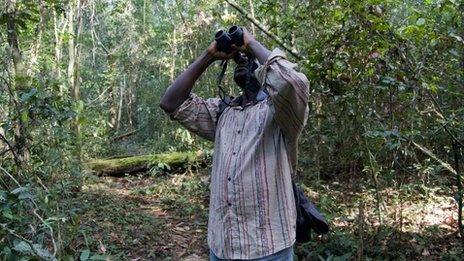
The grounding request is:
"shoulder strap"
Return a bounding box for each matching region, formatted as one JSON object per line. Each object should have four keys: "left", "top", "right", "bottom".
{"left": 216, "top": 96, "right": 231, "bottom": 123}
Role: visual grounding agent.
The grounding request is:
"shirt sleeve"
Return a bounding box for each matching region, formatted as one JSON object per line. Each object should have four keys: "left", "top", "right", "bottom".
{"left": 168, "top": 93, "right": 221, "bottom": 141}
{"left": 254, "top": 48, "right": 310, "bottom": 142}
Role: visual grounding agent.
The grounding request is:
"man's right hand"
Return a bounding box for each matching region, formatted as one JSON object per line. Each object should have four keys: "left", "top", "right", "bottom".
{"left": 160, "top": 40, "right": 234, "bottom": 113}
{"left": 230, "top": 27, "right": 271, "bottom": 65}
{"left": 206, "top": 41, "right": 237, "bottom": 61}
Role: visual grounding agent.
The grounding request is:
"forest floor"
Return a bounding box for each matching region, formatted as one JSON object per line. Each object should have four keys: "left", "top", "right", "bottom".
{"left": 71, "top": 168, "right": 463, "bottom": 260}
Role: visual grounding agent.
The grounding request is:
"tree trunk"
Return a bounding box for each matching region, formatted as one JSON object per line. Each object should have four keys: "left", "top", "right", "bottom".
{"left": 27, "top": 0, "right": 46, "bottom": 76}
{"left": 107, "top": 53, "right": 118, "bottom": 132}
{"left": 6, "top": 0, "right": 29, "bottom": 167}
{"left": 85, "top": 151, "right": 209, "bottom": 176}
{"left": 170, "top": 27, "right": 177, "bottom": 82}
{"left": 116, "top": 75, "right": 125, "bottom": 132}
{"left": 67, "top": 0, "right": 83, "bottom": 159}
{"left": 454, "top": 142, "right": 463, "bottom": 241}
{"left": 53, "top": 9, "right": 69, "bottom": 94}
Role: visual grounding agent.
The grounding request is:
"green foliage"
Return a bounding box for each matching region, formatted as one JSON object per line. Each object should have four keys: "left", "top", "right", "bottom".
{"left": 1, "top": 0, "right": 463, "bottom": 259}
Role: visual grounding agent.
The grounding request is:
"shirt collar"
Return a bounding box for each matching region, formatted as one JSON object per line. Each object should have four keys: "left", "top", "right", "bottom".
{"left": 229, "top": 89, "right": 268, "bottom": 108}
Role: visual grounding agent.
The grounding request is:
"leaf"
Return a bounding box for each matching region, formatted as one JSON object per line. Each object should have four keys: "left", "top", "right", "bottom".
{"left": 11, "top": 186, "right": 28, "bottom": 195}
{"left": 379, "top": 76, "right": 396, "bottom": 86}
{"left": 449, "top": 33, "right": 463, "bottom": 43}
{"left": 32, "top": 244, "right": 54, "bottom": 259}
{"left": 0, "top": 190, "right": 6, "bottom": 202}
{"left": 80, "top": 249, "right": 90, "bottom": 260}
{"left": 20, "top": 88, "right": 37, "bottom": 102}
{"left": 0, "top": 14, "right": 7, "bottom": 25}
{"left": 11, "top": 186, "right": 33, "bottom": 201}
{"left": 18, "top": 191, "right": 33, "bottom": 200}
{"left": 2, "top": 208, "right": 14, "bottom": 220}
{"left": 13, "top": 241, "right": 32, "bottom": 254}
{"left": 21, "top": 111, "right": 29, "bottom": 124}
{"left": 1, "top": 246, "right": 12, "bottom": 258}
{"left": 16, "top": 18, "right": 27, "bottom": 30}
{"left": 416, "top": 18, "right": 425, "bottom": 26}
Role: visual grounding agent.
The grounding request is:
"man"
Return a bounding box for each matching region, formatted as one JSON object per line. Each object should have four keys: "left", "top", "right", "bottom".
{"left": 159, "top": 28, "right": 310, "bottom": 260}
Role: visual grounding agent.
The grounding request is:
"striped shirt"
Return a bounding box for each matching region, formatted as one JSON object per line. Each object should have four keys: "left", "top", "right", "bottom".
{"left": 168, "top": 48, "right": 310, "bottom": 259}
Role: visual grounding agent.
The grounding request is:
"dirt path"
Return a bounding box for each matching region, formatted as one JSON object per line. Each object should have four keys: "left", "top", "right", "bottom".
{"left": 71, "top": 170, "right": 463, "bottom": 260}
{"left": 74, "top": 171, "right": 210, "bottom": 260}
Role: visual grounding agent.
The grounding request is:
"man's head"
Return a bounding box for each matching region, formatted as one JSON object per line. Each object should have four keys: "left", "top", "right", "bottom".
{"left": 233, "top": 52, "right": 260, "bottom": 93}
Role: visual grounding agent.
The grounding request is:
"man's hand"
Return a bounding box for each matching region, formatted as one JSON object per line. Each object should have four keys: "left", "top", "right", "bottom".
{"left": 161, "top": 41, "right": 228, "bottom": 113}
{"left": 230, "top": 27, "right": 255, "bottom": 55}
{"left": 231, "top": 27, "right": 271, "bottom": 65}
{"left": 206, "top": 41, "right": 237, "bottom": 61}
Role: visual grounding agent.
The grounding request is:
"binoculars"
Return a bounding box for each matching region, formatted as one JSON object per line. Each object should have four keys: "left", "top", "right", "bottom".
{"left": 214, "top": 25, "right": 244, "bottom": 54}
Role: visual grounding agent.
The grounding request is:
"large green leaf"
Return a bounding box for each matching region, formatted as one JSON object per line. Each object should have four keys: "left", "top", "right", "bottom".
{"left": 13, "top": 241, "right": 32, "bottom": 254}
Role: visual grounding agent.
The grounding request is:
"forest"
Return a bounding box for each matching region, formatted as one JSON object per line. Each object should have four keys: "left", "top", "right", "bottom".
{"left": 0, "top": 0, "right": 463, "bottom": 260}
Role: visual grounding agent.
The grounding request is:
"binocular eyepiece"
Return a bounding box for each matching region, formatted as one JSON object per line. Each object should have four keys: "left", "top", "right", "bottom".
{"left": 214, "top": 25, "right": 244, "bottom": 54}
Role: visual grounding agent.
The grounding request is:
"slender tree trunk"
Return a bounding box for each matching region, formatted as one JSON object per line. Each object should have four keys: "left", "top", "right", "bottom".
{"left": 127, "top": 74, "right": 136, "bottom": 128}
{"left": 248, "top": 0, "right": 256, "bottom": 35}
{"left": 460, "top": 1, "right": 464, "bottom": 241}
{"left": 116, "top": 75, "right": 125, "bottom": 133}
{"left": 170, "top": 27, "right": 177, "bottom": 82}
{"left": 53, "top": 9, "right": 69, "bottom": 94}
{"left": 67, "top": 2, "right": 75, "bottom": 93}
{"left": 90, "top": 0, "right": 96, "bottom": 66}
{"left": 67, "top": 0, "right": 83, "bottom": 159}
{"left": 356, "top": 202, "right": 365, "bottom": 261}
{"left": 27, "top": 0, "right": 46, "bottom": 76}
{"left": 108, "top": 53, "right": 118, "bottom": 132}
{"left": 53, "top": 10, "right": 62, "bottom": 79}
{"left": 454, "top": 142, "right": 463, "bottom": 240}
{"left": 6, "top": 0, "right": 29, "bottom": 167}
{"left": 143, "top": 0, "right": 146, "bottom": 31}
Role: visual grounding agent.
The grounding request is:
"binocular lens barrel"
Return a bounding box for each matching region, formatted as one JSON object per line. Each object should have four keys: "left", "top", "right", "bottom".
{"left": 214, "top": 25, "right": 243, "bottom": 54}
{"left": 215, "top": 29, "right": 232, "bottom": 54}
{"left": 228, "top": 26, "right": 244, "bottom": 47}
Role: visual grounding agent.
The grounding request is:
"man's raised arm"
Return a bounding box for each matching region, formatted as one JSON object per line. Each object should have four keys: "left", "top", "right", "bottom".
{"left": 235, "top": 29, "right": 310, "bottom": 139}
{"left": 159, "top": 42, "right": 235, "bottom": 113}
{"left": 159, "top": 41, "right": 236, "bottom": 141}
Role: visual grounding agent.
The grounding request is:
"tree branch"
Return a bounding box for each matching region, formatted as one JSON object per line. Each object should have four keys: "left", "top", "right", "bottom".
{"left": 408, "top": 139, "right": 457, "bottom": 175}
{"left": 426, "top": 90, "right": 464, "bottom": 148}
{"left": 224, "top": 0, "right": 304, "bottom": 60}
{"left": 0, "top": 133, "right": 21, "bottom": 168}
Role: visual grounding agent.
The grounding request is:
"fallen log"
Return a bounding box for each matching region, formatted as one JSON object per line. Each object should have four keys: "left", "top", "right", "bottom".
{"left": 84, "top": 151, "right": 209, "bottom": 176}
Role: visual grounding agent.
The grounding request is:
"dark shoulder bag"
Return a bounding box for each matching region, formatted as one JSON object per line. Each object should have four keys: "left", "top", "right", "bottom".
{"left": 292, "top": 179, "right": 329, "bottom": 243}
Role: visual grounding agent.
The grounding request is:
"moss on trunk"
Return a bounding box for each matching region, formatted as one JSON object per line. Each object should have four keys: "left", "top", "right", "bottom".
{"left": 85, "top": 151, "right": 208, "bottom": 176}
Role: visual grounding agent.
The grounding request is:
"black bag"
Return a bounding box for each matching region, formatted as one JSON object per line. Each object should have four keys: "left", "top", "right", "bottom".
{"left": 292, "top": 181, "right": 329, "bottom": 243}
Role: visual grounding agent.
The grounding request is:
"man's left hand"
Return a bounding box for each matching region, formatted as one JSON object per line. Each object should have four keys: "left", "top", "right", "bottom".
{"left": 231, "top": 27, "right": 256, "bottom": 55}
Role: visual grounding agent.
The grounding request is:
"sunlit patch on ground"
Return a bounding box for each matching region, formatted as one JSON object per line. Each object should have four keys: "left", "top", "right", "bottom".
{"left": 299, "top": 181, "right": 463, "bottom": 260}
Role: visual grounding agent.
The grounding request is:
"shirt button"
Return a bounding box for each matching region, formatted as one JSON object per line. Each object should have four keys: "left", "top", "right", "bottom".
{"left": 237, "top": 130, "right": 241, "bottom": 134}
{"left": 232, "top": 152, "right": 236, "bottom": 155}
{"left": 228, "top": 177, "right": 231, "bottom": 181}
{"left": 228, "top": 202, "right": 232, "bottom": 207}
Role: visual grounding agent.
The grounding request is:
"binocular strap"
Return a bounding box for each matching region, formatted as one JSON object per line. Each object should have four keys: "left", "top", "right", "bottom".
{"left": 217, "top": 60, "right": 231, "bottom": 106}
